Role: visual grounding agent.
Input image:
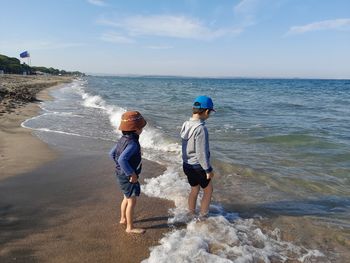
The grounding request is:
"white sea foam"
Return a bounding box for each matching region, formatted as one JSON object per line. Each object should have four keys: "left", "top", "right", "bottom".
{"left": 82, "top": 94, "right": 107, "bottom": 109}
{"left": 22, "top": 118, "right": 82, "bottom": 137}
{"left": 142, "top": 166, "right": 326, "bottom": 263}
{"left": 140, "top": 127, "right": 181, "bottom": 155}
{"left": 76, "top": 84, "right": 181, "bottom": 155}
{"left": 142, "top": 214, "right": 326, "bottom": 263}
{"left": 21, "top": 112, "right": 51, "bottom": 127}
{"left": 29, "top": 128, "right": 82, "bottom": 137}
{"left": 143, "top": 166, "right": 190, "bottom": 222}
{"left": 22, "top": 124, "right": 114, "bottom": 142}
{"left": 74, "top": 85, "right": 125, "bottom": 132}
{"left": 36, "top": 107, "right": 84, "bottom": 118}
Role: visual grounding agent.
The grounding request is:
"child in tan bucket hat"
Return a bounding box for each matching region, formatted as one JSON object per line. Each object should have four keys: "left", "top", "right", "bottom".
{"left": 118, "top": 111, "right": 147, "bottom": 132}
{"left": 110, "top": 111, "right": 147, "bottom": 234}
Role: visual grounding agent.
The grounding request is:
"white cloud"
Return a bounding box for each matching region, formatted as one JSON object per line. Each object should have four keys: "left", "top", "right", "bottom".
{"left": 97, "top": 15, "right": 240, "bottom": 40}
{"left": 87, "top": 0, "right": 106, "bottom": 6}
{"left": 100, "top": 31, "right": 134, "bottom": 44}
{"left": 287, "top": 18, "right": 350, "bottom": 35}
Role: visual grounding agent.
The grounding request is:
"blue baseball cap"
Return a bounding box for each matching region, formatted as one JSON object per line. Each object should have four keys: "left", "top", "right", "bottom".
{"left": 192, "top": 96, "right": 215, "bottom": 111}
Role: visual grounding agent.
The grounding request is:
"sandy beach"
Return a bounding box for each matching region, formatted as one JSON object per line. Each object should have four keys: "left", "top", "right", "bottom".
{"left": 0, "top": 75, "right": 73, "bottom": 181}
{"left": 0, "top": 75, "right": 174, "bottom": 262}
{"left": 1, "top": 75, "right": 349, "bottom": 263}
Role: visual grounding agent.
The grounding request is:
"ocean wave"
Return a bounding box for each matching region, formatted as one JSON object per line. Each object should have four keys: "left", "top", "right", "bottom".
{"left": 76, "top": 84, "right": 181, "bottom": 154}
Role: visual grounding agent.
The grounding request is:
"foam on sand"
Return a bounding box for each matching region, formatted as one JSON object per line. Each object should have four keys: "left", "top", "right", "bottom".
{"left": 142, "top": 167, "right": 327, "bottom": 263}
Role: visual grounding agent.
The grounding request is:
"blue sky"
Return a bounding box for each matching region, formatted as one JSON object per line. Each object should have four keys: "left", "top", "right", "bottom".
{"left": 1, "top": 0, "right": 349, "bottom": 78}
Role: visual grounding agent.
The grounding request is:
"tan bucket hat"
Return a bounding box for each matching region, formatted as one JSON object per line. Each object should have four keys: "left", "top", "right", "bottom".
{"left": 118, "top": 111, "right": 147, "bottom": 131}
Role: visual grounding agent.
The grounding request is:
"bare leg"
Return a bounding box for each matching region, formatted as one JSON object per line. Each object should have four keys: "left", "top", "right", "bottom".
{"left": 188, "top": 185, "right": 200, "bottom": 214}
{"left": 125, "top": 197, "right": 145, "bottom": 234}
{"left": 200, "top": 181, "right": 213, "bottom": 216}
{"left": 120, "top": 196, "right": 128, "bottom": 224}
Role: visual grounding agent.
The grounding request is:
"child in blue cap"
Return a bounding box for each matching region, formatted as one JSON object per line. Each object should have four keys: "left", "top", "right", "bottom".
{"left": 180, "top": 96, "right": 215, "bottom": 218}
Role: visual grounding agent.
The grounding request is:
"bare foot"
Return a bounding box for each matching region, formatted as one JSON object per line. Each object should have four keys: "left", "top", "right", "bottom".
{"left": 126, "top": 228, "right": 146, "bottom": 234}
{"left": 119, "top": 219, "right": 126, "bottom": 225}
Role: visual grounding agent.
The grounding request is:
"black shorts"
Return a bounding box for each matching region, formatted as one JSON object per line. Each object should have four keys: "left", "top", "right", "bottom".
{"left": 183, "top": 163, "right": 211, "bottom": 189}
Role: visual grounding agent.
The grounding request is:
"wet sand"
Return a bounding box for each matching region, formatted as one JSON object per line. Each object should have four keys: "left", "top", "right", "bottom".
{"left": 0, "top": 99, "right": 57, "bottom": 181}
{"left": 0, "top": 154, "right": 173, "bottom": 263}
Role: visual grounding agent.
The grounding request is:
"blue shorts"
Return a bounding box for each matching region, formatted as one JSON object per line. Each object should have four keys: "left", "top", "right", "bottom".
{"left": 117, "top": 173, "right": 140, "bottom": 198}
{"left": 183, "top": 163, "right": 211, "bottom": 189}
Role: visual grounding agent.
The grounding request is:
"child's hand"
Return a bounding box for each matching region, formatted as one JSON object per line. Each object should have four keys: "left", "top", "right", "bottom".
{"left": 129, "top": 174, "right": 138, "bottom": 183}
{"left": 206, "top": 172, "right": 214, "bottom": 180}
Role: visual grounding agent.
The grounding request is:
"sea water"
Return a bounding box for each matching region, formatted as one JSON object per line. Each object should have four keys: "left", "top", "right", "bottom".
{"left": 22, "top": 76, "right": 350, "bottom": 262}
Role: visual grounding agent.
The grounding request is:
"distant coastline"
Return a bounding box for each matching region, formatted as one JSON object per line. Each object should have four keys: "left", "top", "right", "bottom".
{"left": 86, "top": 73, "right": 350, "bottom": 81}
{"left": 0, "top": 53, "right": 84, "bottom": 76}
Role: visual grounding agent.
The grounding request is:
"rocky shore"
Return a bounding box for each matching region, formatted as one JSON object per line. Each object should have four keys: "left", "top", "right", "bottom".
{"left": 0, "top": 74, "right": 72, "bottom": 116}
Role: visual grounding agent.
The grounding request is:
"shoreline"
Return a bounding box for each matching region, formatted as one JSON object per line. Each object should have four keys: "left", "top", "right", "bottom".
{"left": 0, "top": 76, "right": 73, "bottom": 181}
{"left": 0, "top": 76, "right": 175, "bottom": 262}
{"left": 0, "top": 103, "right": 57, "bottom": 181}
{"left": 1, "top": 75, "right": 349, "bottom": 262}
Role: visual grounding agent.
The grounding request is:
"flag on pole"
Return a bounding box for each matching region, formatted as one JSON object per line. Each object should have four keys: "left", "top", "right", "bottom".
{"left": 20, "top": 51, "right": 30, "bottom": 58}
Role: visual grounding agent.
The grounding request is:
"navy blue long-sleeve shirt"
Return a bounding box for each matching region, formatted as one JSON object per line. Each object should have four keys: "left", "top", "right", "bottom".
{"left": 109, "top": 134, "right": 142, "bottom": 176}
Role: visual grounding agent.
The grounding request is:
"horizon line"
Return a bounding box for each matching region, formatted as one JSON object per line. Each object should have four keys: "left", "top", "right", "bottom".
{"left": 85, "top": 72, "right": 350, "bottom": 81}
